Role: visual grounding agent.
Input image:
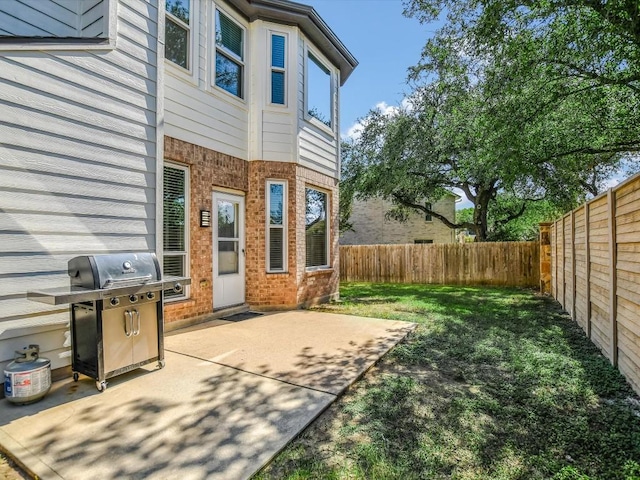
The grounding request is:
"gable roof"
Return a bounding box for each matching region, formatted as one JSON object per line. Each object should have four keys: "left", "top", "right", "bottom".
{"left": 227, "top": 0, "right": 358, "bottom": 85}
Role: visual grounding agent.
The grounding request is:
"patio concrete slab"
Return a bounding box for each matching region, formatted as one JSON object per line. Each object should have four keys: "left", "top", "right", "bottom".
{"left": 0, "top": 311, "right": 415, "bottom": 480}
{"left": 0, "top": 351, "right": 332, "bottom": 480}
{"left": 165, "top": 310, "right": 415, "bottom": 395}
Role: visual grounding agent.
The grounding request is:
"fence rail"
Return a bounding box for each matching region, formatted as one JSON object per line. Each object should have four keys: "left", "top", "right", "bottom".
{"left": 339, "top": 242, "right": 540, "bottom": 287}
{"left": 550, "top": 173, "right": 640, "bottom": 395}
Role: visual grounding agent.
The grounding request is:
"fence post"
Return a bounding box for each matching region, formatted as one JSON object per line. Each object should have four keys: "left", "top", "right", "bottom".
{"left": 539, "top": 223, "right": 552, "bottom": 294}
{"left": 570, "top": 210, "right": 576, "bottom": 321}
{"left": 584, "top": 202, "right": 591, "bottom": 339}
{"left": 607, "top": 189, "right": 618, "bottom": 366}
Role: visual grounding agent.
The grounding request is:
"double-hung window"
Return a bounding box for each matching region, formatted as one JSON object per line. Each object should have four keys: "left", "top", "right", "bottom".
{"left": 163, "top": 164, "right": 189, "bottom": 300}
{"left": 305, "top": 187, "right": 329, "bottom": 268}
{"left": 425, "top": 202, "right": 433, "bottom": 222}
{"left": 266, "top": 181, "right": 287, "bottom": 272}
{"left": 306, "top": 51, "right": 332, "bottom": 128}
{"left": 270, "top": 34, "right": 286, "bottom": 105}
{"left": 215, "top": 10, "right": 244, "bottom": 98}
{"left": 165, "top": 0, "right": 191, "bottom": 70}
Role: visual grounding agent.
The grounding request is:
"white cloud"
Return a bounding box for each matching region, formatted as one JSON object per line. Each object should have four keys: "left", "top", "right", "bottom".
{"left": 342, "top": 98, "right": 414, "bottom": 141}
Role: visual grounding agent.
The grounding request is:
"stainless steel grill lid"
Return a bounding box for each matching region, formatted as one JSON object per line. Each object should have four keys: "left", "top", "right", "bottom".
{"left": 68, "top": 253, "right": 162, "bottom": 290}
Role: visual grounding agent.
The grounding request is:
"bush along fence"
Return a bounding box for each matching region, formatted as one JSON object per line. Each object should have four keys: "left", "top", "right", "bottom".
{"left": 339, "top": 242, "right": 540, "bottom": 287}
{"left": 543, "top": 173, "right": 640, "bottom": 395}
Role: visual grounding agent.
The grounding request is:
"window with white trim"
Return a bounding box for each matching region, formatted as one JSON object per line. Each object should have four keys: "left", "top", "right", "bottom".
{"left": 266, "top": 181, "right": 287, "bottom": 272}
{"left": 270, "top": 33, "right": 286, "bottom": 105}
{"left": 306, "top": 51, "right": 332, "bottom": 128}
{"left": 0, "top": 0, "right": 110, "bottom": 41}
{"left": 305, "top": 187, "right": 329, "bottom": 268}
{"left": 163, "top": 164, "right": 189, "bottom": 300}
{"left": 165, "top": 0, "right": 191, "bottom": 69}
{"left": 215, "top": 9, "right": 244, "bottom": 98}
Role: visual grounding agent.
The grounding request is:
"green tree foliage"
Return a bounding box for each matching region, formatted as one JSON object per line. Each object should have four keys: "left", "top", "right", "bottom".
{"left": 343, "top": 0, "right": 639, "bottom": 241}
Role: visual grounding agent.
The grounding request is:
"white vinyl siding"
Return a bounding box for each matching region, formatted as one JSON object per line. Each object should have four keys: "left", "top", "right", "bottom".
{"left": 164, "top": 0, "right": 248, "bottom": 160}
{"left": 0, "top": 0, "right": 160, "bottom": 375}
{"left": 297, "top": 35, "right": 339, "bottom": 178}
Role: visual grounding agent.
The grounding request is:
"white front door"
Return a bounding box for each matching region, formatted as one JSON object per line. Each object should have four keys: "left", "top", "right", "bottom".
{"left": 213, "top": 192, "right": 245, "bottom": 309}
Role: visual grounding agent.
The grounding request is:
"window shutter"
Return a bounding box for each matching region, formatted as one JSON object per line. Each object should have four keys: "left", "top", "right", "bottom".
{"left": 269, "top": 228, "right": 284, "bottom": 270}
{"left": 217, "top": 11, "right": 242, "bottom": 59}
{"left": 163, "top": 166, "right": 186, "bottom": 252}
{"left": 271, "top": 35, "right": 285, "bottom": 68}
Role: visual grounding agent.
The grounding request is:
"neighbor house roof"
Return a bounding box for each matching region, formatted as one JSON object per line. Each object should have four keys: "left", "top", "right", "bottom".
{"left": 228, "top": 0, "right": 358, "bottom": 85}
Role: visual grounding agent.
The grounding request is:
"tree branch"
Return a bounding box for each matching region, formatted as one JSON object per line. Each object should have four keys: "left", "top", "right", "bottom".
{"left": 391, "top": 193, "right": 464, "bottom": 230}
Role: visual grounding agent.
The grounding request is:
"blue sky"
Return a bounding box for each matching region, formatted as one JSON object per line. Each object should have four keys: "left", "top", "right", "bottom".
{"left": 305, "top": 0, "right": 437, "bottom": 138}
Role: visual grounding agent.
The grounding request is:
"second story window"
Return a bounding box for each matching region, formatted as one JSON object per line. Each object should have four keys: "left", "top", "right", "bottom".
{"left": 270, "top": 34, "right": 286, "bottom": 105}
{"left": 306, "top": 51, "right": 332, "bottom": 128}
{"left": 165, "top": 0, "right": 191, "bottom": 70}
{"left": 215, "top": 10, "right": 244, "bottom": 98}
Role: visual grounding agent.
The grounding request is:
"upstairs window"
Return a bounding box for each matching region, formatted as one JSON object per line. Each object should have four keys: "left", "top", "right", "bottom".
{"left": 164, "top": 164, "right": 189, "bottom": 300}
{"left": 267, "top": 181, "right": 287, "bottom": 272}
{"left": 425, "top": 202, "right": 432, "bottom": 222}
{"left": 0, "top": 0, "right": 109, "bottom": 41}
{"left": 165, "top": 0, "right": 191, "bottom": 70}
{"left": 306, "top": 52, "right": 332, "bottom": 128}
{"left": 270, "top": 34, "right": 286, "bottom": 105}
{"left": 215, "top": 10, "right": 244, "bottom": 98}
{"left": 305, "top": 187, "right": 329, "bottom": 268}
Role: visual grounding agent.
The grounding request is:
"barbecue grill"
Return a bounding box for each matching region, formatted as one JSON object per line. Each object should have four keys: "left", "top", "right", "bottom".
{"left": 28, "top": 252, "right": 189, "bottom": 391}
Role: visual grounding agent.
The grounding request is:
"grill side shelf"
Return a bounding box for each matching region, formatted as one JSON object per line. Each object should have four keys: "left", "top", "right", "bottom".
{"left": 27, "top": 277, "right": 190, "bottom": 305}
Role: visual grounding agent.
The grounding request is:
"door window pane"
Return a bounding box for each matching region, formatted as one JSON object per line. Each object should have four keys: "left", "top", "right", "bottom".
{"left": 218, "top": 241, "right": 239, "bottom": 274}
{"left": 217, "top": 200, "right": 237, "bottom": 238}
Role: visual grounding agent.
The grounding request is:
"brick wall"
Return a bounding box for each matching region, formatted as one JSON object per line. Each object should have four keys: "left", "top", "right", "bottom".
{"left": 163, "top": 137, "right": 339, "bottom": 323}
{"left": 245, "top": 161, "right": 299, "bottom": 309}
{"left": 163, "top": 136, "right": 247, "bottom": 324}
{"left": 295, "top": 167, "right": 340, "bottom": 306}
{"left": 340, "top": 195, "right": 457, "bottom": 245}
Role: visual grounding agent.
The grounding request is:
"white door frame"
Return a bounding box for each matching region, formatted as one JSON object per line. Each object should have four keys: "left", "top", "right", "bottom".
{"left": 212, "top": 191, "right": 245, "bottom": 309}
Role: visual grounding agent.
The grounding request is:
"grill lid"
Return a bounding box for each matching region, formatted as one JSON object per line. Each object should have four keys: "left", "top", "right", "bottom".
{"left": 68, "top": 253, "right": 161, "bottom": 290}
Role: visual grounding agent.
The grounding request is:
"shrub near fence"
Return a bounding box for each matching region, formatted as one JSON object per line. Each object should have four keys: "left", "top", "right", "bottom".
{"left": 339, "top": 242, "right": 540, "bottom": 287}
{"left": 550, "top": 173, "right": 640, "bottom": 395}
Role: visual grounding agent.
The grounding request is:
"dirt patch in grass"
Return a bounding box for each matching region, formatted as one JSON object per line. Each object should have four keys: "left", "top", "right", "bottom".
{"left": 256, "top": 284, "right": 640, "bottom": 480}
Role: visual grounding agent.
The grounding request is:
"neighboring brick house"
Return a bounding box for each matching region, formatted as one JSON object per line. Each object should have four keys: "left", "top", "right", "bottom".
{"left": 0, "top": 0, "right": 356, "bottom": 375}
{"left": 340, "top": 194, "right": 459, "bottom": 245}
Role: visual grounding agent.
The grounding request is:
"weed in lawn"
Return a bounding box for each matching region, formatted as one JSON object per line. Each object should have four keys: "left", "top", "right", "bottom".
{"left": 256, "top": 284, "right": 640, "bottom": 480}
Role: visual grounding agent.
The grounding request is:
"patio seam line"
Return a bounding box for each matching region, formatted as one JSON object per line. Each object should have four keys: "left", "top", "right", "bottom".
{"left": 164, "top": 348, "right": 339, "bottom": 397}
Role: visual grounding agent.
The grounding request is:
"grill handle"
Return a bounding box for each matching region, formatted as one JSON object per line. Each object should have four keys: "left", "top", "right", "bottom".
{"left": 103, "top": 274, "right": 153, "bottom": 289}
{"left": 132, "top": 309, "right": 140, "bottom": 336}
{"left": 124, "top": 310, "right": 133, "bottom": 338}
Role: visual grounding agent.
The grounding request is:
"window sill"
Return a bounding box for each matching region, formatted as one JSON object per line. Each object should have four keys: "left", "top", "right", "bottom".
{"left": 305, "top": 267, "right": 333, "bottom": 276}
{"left": 267, "top": 271, "right": 289, "bottom": 276}
{"left": 163, "top": 295, "right": 191, "bottom": 305}
{"left": 304, "top": 116, "right": 335, "bottom": 138}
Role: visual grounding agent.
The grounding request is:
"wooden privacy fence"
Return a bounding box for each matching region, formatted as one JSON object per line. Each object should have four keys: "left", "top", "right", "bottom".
{"left": 340, "top": 242, "right": 539, "bottom": 287}
{"left": 549, "top": 173, "right": 640, "bottom": 395}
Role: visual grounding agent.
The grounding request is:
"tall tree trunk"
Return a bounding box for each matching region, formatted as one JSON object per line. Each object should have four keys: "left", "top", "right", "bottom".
{"left": 473, "top": 189, "right": 493, "bottom": 241}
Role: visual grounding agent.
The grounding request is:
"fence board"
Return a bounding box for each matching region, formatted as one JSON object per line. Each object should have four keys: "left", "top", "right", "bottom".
{"left": 549, "top": 173, "right": 640, "bottom": 395}
{"left": 339, "top": 242, "right": 539, "bottom": 287}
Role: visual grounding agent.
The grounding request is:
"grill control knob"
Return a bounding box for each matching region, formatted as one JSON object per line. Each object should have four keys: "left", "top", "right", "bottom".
{"left": 109, "top": 297, "right": 120, "bottom": 307}
{"left": 129, "top": 294, "right": 139, "bottom": 303}
{"left": 173, "top": 283, "right": 183, "bottom": 294}
{"left": 146, "top": 292, "right": 155, "bottom": 300}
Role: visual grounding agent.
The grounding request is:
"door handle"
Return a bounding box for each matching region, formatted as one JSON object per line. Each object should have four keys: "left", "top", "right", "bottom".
{"left": 124, "top": 310, "right": 133, "bottom": 337}
{"left": 132, "top": 309, "right": 141, "bottom": 336}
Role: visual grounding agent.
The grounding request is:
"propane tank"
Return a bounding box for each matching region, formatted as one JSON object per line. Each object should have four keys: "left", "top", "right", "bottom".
{"left": 4, "top": 345, "right": 51, "bottom": 405}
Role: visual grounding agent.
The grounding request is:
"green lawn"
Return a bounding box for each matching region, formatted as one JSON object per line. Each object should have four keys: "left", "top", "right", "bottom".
{"left": 256, "top": 283, "right": 640, "bottom": 480}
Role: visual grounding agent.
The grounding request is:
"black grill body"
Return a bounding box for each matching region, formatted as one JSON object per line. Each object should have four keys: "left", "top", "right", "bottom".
{"left": 68, "top": 253, "right": 166, "bottom": 391}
